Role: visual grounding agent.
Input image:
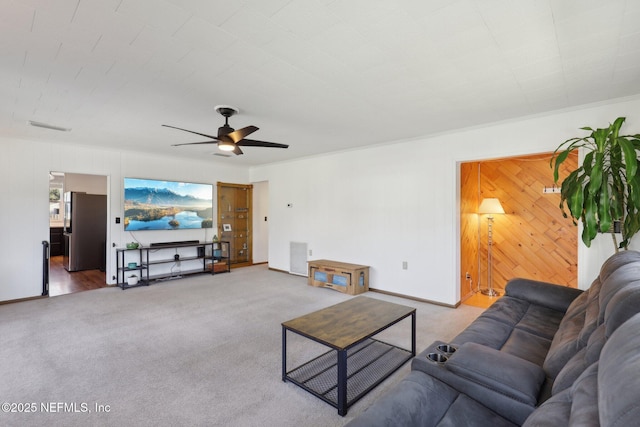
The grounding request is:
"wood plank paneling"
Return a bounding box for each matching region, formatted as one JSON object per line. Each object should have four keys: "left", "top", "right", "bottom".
{"left": 460, "top": 162, "right": 479, "bottom": 301}
{"left": 461, "top": 152, "right": 578, "bottom": 297}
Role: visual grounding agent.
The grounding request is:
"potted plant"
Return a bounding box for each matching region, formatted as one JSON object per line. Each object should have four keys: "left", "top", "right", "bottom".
{"left": 551, "top": 117, "right": 640, "bottom": 251}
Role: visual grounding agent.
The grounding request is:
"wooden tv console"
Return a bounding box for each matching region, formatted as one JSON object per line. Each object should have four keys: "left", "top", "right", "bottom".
{"left": 308, "top": 259, "right": 369, "bottom": 295}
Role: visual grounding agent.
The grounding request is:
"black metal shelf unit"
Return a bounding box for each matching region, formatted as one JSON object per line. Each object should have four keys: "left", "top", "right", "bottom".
{"left": 115, "top": 241, "right": 230, "bottom": 289}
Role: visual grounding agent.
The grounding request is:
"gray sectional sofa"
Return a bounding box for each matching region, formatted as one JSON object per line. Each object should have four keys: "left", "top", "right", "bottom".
{"left": 347, "top": 250, "right": 640, "bottom": 426}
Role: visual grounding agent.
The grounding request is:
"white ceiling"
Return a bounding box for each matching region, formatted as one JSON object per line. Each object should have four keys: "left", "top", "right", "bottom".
{"left": 3, "top": 0, "right": 640, "bottom": 166}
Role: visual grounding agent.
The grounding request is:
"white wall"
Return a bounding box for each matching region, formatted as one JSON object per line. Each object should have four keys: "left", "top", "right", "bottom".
{"left": 252, "top": 181, "right": 269, "bottom": 263}
{"left": 251, "top": 96, "right": 640, "bottom": 305}
{"left": 64, "top": 173, "right": 107, "bottom": 194}
{"left": 0, "top": 138, "right": 249, "bottom": 301}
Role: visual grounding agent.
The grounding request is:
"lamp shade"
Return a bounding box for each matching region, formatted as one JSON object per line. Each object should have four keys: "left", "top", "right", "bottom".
{"left": 478, "top": 198, "right": 505, "bottom": 214}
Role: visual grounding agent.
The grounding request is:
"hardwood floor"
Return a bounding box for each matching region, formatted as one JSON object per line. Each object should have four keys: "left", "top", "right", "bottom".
{"left": 49, "top": 255, "right": 108, "bottom": 297}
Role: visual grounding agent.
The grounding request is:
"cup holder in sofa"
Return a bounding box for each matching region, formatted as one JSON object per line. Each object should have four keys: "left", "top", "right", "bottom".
{"left": 436, "top": 344, "right": 457, "bottom": 355}
{"left": 426, "top": 352, "right": 448, "bottom": 364}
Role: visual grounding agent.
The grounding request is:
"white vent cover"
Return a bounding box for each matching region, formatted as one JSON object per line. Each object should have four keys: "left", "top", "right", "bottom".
{"left": 289, "top": 242, "right": 308, "bottom": 276}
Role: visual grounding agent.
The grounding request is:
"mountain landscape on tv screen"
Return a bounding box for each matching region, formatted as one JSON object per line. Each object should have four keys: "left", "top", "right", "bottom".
{"left": 124, "top": 186, "right": 213, "bottom": 230}
{"left": 125, "top": 187, "right": 208, "bottom": 206}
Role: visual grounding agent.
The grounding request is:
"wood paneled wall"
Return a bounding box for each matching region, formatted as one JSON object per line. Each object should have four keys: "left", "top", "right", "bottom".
{"left": 460, "top": 162, "right": 480, "bottom": 301}
{"left": 460, "top": 152, "right": 578, "bottom": 300}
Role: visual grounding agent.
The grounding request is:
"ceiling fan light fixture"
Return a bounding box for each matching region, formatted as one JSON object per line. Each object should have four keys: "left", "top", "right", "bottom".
{"left": 218, "top": 140, "right": 236, "bottom": 151}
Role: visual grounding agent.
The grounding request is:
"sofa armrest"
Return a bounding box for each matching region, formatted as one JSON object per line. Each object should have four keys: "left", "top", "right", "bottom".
{"left": 506, "top": 278, "right": 583, "bottom": 313}
{"left": 412, "top": 341, "right": 544, "bottom": 425}
{"left": 446, "top": 342, "right": 545, "bottom": 405}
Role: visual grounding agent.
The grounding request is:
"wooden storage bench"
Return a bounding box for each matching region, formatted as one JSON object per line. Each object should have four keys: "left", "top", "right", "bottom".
{"left": 308, "top": 259, "right": 369, "bottom": 295}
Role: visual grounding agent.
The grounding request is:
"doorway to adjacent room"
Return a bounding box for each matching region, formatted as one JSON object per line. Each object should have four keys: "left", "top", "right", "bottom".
{"left": 459, "top": 152, "right": 579, "bottom": 307}
{"left": 48, "top": 172, "right": 109, "bottom": 297}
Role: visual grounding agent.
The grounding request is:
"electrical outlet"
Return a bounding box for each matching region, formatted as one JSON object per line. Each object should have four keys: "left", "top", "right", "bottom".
{"left": 309, "top": 249, "right": 313, "bottom": 256}
{"left": 402, "top": 261, "right": 408, "bottom": 270}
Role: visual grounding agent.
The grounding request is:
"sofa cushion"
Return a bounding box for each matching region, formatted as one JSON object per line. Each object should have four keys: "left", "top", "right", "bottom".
{"left": 522, "top": 363, "right": 599, "bottom": 427}
{"left": 598, "top": 249, "right": 640, "bottom": 281}
{"left": 451, "top": 317, "right": 515, "bottom": 349}
{"left": 452, "top": 297, "right": 563, "bottom": 366}
{"left": 513, "top": 304, "right": 564, "bottom": 340}
{"left": 499, "top": 329, "right": 552, "bottom": 366}
{"left": 504, "top": 278, "right": 583, "bottom": 312}
{"left": 551, "top": 327, "right": 603, "bottom": 395}
{"left": 576, "top": 280, "right": 600, "bottom": 344}
{"left": 551, "top": 282, "right": 640, "bottom": 395}
{"left": 597, "top": 262, "right": 640, "bottom": 324}
{"left": 544, "top": 259, "right": 640, "bottom": 382}
{"left": 542, "top": 307, "right": 586, "bottom": 379}
{"left": 599, "top": 312, "right": 640, "bottom": 427}
{"left": 563, "top": 286, "right": 590, "bottom": 320}
{"left": 604, "top": 281, "right": 640, "bottom": 337}
{"left": 543, "top": 279, "right": 598, "bottom": 380}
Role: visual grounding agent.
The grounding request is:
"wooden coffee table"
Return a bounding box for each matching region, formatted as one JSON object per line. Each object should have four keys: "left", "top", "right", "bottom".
{"left": 282, "top": 296, "right": 416, "bottom": 416}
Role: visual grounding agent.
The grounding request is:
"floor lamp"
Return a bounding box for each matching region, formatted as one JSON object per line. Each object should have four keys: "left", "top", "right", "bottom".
{"left": 478, "top": 198, "right": 505, "bottom": 297}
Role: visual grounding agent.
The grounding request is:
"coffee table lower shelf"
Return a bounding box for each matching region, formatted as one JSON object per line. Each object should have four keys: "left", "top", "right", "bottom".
{"left": 285, "top": 338, "right": 412, "bottom": 413}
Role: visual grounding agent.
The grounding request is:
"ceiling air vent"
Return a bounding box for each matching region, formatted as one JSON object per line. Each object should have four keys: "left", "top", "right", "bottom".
{"left": 28, "top": 120, "right": 71, "bottom": 132}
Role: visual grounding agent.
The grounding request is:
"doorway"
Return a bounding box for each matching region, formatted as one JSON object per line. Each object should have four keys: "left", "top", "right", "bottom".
{"left": 48, "top": 172, "right": 108, "bottom": 297}
{"left": 459, "top": 152, "right": 579, "bottom": 306}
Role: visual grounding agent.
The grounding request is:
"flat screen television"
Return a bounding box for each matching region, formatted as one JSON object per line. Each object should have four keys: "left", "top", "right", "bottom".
{"left": 124, "top": 178, "right": 213, "bottom": 231}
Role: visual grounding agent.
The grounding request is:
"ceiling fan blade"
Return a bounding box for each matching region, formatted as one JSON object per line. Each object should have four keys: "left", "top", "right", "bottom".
{"left": 162, "top": 124, "right": 220, "bottom": 141}
{"left": 233, "top": 145, "right": 244, "bottom": 155}
{"left": 237, "top": 138, "right": 289, "bottom": 149}
{"left": 171, "top": 141, "right": 218, "bottom": 147}
{"left": 226, "top": 125, "right": 258, "bottom": 143}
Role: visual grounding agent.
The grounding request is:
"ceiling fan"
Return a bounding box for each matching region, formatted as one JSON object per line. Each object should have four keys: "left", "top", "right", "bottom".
{"left": 163, "top": 105, "right": 288, "bottom": 156}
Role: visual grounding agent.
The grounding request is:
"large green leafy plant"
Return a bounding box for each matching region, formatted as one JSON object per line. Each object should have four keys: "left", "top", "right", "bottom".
{"left": 551, "top": 117, "right": 640, "bottom": 251}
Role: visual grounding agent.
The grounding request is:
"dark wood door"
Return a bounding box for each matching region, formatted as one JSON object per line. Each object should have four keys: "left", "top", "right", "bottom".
{"left": 218, "top": 182, "right": 252, "bottom": 267}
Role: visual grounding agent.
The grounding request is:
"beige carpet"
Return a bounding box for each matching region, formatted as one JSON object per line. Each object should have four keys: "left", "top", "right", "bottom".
{"left": 0, "top": 265, "right": 483, "bottom": 427}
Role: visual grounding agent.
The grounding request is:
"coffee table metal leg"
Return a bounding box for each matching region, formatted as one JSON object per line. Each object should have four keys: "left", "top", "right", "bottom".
{"left": 412, "top": 312, "right": 416, "bottom": 356}
{"left": 282, "top": 326, "right": 287, "bottom": 381}
{"left": 337, "top": 349, "right": 347, "bottom": 415}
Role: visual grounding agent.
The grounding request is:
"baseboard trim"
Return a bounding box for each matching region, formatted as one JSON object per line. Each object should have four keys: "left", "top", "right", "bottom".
{"left": 268, "top": 267, "right": 459, "bottom": 308}
{"left": 268, "top": 266, "right": 294, "bottom": 274}
{"left": 0, "top": 295, "right": 48, "bottom": 305}
{"left": 369, "top": 288, "right": 459, "bottom": 309}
